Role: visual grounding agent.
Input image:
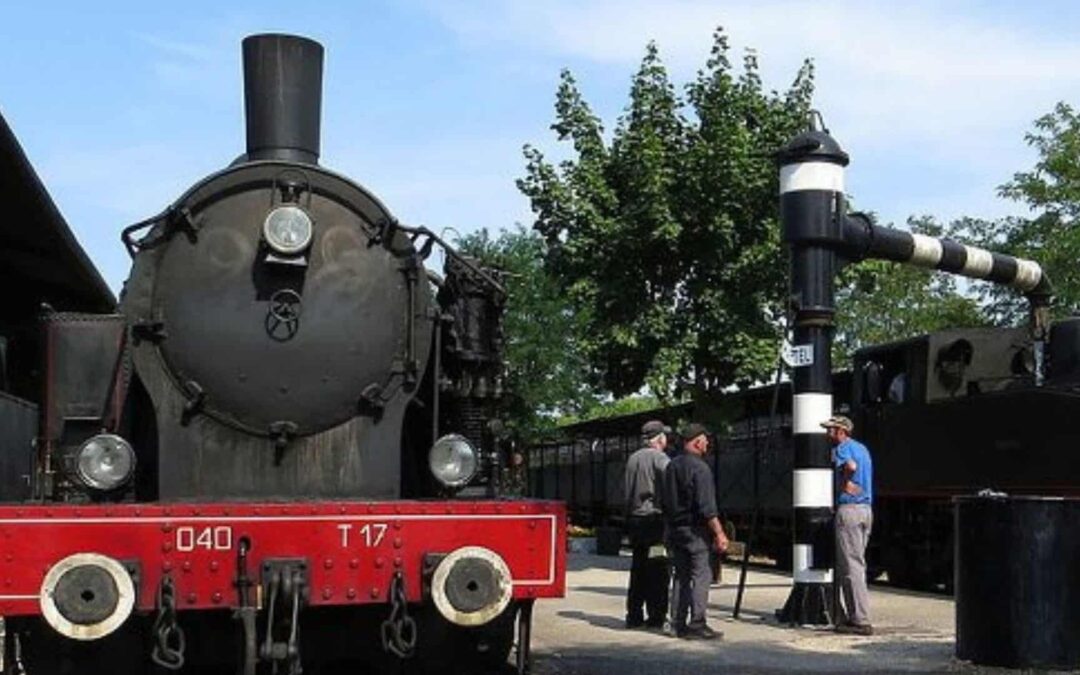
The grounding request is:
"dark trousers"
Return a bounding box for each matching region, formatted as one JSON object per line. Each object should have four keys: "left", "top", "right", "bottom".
{"left": 669, "top": 528, "right": 711, "bottom": 631}
{"left": 626, "top": 514, "right": 669, "bottom": 625}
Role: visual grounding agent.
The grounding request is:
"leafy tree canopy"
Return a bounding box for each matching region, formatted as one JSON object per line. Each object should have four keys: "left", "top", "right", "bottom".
{"left": 943, "top": 102, "right": 1080, "bottom": 323}
{"left": 519, "top": 29, "right": 814, "bottom": 399}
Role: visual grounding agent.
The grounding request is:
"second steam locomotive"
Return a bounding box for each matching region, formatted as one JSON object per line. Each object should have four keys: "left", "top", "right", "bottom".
{"left": 530, "top": 319, "right": 1080, "bottom": 592}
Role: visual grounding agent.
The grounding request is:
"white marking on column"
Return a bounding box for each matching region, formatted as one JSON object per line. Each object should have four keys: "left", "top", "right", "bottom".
{"left": 1012, "top": 259, "right": 1043, "bottom": 292}
{"left": 909, "top": 234, "right": 943, "bottom": 268}
{"left": 793, "top": 544, "right": 834, "bottom": 583}
{"left": 780, "top": 162, "right": 844, "bottom": 194}
{"left": 794, "top": 468, "right": 833, "bottom": 508}
{"left": 792, "top": 393, "right": 832, "bottom": 435}
{"left": 961, "top": 246, "right": 994, "bottom": 278}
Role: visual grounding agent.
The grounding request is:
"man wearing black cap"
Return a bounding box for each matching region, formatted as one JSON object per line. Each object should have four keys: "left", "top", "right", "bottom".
{"left": 623, "top": 420, "right": 672, "bottom": 629}
{"left": 662, "top": 423, "right": 728, "bottom": 639}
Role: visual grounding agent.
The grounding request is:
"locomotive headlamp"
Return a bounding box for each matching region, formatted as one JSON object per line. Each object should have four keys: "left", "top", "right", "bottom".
{"left": 429, "top": 434, "right": 479, "bottom": 488}
{"left": 75, "top": 434, "right": 136, "bottom": 492}
{"left": 263, "top": 205, "right": 313, "bottom": 255}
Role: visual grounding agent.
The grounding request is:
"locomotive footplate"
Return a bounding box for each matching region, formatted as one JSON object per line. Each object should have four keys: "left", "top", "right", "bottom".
{"left": 0, "top": 500, "right": 566, "bottom": 626}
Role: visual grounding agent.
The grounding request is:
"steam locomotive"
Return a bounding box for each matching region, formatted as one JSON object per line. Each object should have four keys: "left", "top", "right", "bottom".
{"left": 0, "top": 34, "right": 564, "bottom": 674}
{"left": 529, "top": 317, "right": 1080, "bottom": 592}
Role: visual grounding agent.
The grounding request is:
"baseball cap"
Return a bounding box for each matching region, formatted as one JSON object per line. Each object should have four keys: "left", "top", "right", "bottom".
{"left": 681, "top": 422, "right": 709, "bottom": 441}
{"left": 820, "top": 415, "right": 854, "bottom": 433}
{"left": 641, "top": 420, "right": 671, "bottom": 438}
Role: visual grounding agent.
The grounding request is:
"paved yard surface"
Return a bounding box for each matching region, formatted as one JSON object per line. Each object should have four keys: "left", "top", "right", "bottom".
{"left": 528, "top": 553, "right": 1070, "bottom": 675}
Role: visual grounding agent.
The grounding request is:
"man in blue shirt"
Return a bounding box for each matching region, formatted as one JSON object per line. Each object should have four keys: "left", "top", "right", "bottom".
{"left": 822, "top": 414, "right": 874, "bottom": 635}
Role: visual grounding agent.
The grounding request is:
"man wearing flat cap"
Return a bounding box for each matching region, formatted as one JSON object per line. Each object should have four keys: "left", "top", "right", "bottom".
{"left": 661, "top": 423, "right": 729, "bottom": 639}
{"left": 623, "top": 420, "right": 672, "bottom": 629}
{"left": 822, "top": 414, "right": 875, "bottom": 635}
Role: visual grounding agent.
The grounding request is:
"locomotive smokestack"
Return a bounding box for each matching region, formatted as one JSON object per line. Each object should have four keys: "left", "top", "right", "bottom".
{"left": 242, "top": 34, "right": 323, "bottom": 164}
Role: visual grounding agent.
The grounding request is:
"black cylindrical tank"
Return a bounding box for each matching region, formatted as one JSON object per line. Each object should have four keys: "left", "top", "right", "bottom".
{"left": 954, "top": 495, "right": 1080, "bottom": 669}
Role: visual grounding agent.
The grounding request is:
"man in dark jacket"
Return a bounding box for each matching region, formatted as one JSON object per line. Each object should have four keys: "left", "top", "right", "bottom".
{"left": 662, "top": 423, "right": 728, "bottom": 640}
{"left": 623, "top": 420, "right": 671, "bottom": 628}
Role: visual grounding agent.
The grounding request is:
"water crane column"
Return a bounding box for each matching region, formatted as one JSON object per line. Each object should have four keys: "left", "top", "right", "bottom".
{"left": 775, "top": 121, "right": 848, "bottom": 626}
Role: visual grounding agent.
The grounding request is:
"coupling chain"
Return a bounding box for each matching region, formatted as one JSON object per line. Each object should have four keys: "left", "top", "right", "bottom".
{"left": 380, "top": 571, "right": 417, "bottom": 659}
{"left": 151, "top": 576, "right": 186, "bottom": 670}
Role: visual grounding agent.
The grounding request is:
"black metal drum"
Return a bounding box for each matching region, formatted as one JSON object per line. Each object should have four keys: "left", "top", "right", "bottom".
{"left": 955, "top": 495, "right": 1080, "bottom": 669}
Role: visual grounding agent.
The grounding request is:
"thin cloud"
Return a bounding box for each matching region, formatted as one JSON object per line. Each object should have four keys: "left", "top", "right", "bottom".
{"left": 425, "top": 0, "right": 1080, "bottom": 225}
{"left": 133, "top": 33, "right": 219, "bottom": 62}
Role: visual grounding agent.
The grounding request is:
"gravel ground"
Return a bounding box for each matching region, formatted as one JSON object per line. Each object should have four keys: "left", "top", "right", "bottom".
{"left": 527, "top": 553, "right": 1076, "bottom": 675}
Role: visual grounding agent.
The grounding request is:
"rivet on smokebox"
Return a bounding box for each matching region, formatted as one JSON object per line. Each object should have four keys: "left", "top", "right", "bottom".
{"left": 347, "top": 588, "right": 357, "bottom": 599}
{"left": 323, "top": 558, "right": 333, "bottom": 570}
{"left": 322, "top": 587, "right": 332, "bottom": 600}
{"left": 163, "top": 561, "right": 173, "bottom": 572}
{"left": 162, "top": 542, "right": 174, "bottom": 553}
{"left": 349, "top": 558, "right": 359, "bottom": 569}
{"left": 183, "top": 561, "right": 192, "bottom": 572}
{"left": 374, "top": 557, "right": 385, "bottom": 569}
{"left": 212, "top": 592, "right": 222, "bottom": 604}
{"left": 162, "top": 523, "right": 173, "bottom": 533}
{"left": 370, "top": 587, "right": 380, "bottom": 599}
{"left": 187, "top": 593, "right": 197, "bottom": 604}
{"left": 393, "top": 538, "right": 402, "bottom": 549}
{"left": 210, "top": 560, "right": 220, "bottom": 572}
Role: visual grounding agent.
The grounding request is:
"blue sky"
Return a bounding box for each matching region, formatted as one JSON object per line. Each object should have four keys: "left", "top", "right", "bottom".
{"left": 2, "top": 1, "right": 1078, "bottom": 291}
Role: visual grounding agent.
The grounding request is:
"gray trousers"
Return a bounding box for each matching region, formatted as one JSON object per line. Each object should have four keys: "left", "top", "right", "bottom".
{"left": 669, "top": 529, "right": 711, "bottom": 631}
{"left": 836, "top": 503, "right": 873, "bottom": 626}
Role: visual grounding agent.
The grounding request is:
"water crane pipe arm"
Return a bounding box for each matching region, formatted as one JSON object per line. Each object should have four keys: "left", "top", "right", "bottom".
{"left": 839, "top": 212, "right": 1053, "bottom": 345}
{"left": 840, "top": 213, "right": 1052, "bottom": 305}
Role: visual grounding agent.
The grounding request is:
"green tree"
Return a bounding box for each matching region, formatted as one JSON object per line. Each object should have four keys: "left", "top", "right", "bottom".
{"left": 455, "top": 226, "right": 595, "bottom": 439}
{"left": 833, "top": 217, "right": 989, "bottom": 365}
{"left": 556, "top": 394, "right": 666, "bottom": 427}
{"left": 947, "top": 102, "right": 1080, "bottom": 323}
{"left": 519, "top": 29, "right": 814, "bottom": 399}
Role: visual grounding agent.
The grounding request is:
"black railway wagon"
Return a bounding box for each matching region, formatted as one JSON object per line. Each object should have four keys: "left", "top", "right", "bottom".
{"left": 529, "top": 320, "right": 1080, "bottom": 591}
{"left": 527, "top": 379, "right": 850, "bottom": 567}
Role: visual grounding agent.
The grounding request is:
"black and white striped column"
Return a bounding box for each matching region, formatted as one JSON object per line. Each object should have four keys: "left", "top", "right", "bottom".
{"left": 841, "top": 217, "right": 1048, "bottom": 295}
{"left": 776, "top": 128, "right": 848, "bottom": 626}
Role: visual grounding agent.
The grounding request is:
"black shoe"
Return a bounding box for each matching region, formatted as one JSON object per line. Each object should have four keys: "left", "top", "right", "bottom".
{"left": 644, "top": 618, "right": 665, "bottom": 629}
{"left": 679, "top": 625, "right": 722, "bottom": 640}
{"left": 835, "top": 622, "right": 873, "bottom": 636}
{"left": 625, "top": 618, "right": 645, "bottom": 629}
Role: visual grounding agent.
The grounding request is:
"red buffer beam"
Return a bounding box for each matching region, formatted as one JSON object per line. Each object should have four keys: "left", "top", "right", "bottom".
{"left": 0, "top": 499, "right": 566, "bottom": 617}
